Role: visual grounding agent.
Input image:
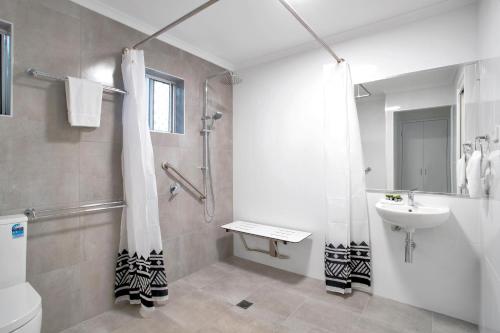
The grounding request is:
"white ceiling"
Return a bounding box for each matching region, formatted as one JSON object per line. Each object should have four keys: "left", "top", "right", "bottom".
{"left": 71, "top": 0, "right": 476, "bottom": 69}
{"left": 362, "top": 64, "right": 461, "bottom": 95}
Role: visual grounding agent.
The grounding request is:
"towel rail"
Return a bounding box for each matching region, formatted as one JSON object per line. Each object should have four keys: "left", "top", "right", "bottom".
{"left": 27, "top": 68, "right": 127, "bottom": 95}
{"left": 24, "top": 200, "right": 126, "bottom": 222}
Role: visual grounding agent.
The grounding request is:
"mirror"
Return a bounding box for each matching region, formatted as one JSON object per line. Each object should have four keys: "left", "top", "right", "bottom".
{"left": 0, "top": 19, "right": 12, "bottom": 116}
{"left": 356, "top": 62, "right": 479, "bottom": 195}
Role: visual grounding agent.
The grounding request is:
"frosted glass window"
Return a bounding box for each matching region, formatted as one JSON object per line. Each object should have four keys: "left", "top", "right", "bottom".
{"left": 146, "top": 68, "right": 184, "bottom": 134}
{"left": 152, "top": 80, "right": 171, "bottom": 132}
{"left": 0, "top": 20, "right": 12, "bottom": 117}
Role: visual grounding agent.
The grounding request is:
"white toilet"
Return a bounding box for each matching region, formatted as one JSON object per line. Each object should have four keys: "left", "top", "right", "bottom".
{"left": 0, "top": 215, "right": 42, "bottom": 333}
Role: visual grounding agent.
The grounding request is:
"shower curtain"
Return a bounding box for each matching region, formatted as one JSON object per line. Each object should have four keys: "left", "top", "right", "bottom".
{"left": 323, "top": 62, "right": 371, "bottom": 294}
{"left": 114, "top": 49, "right": 168, "bottom": 311}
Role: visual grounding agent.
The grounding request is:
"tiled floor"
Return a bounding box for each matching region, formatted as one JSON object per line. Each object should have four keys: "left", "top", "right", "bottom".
{"left": 61, "top": 257, "right": 478, "bottom": 333}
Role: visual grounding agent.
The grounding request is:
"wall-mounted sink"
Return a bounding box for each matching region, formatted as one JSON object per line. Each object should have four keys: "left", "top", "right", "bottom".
{"left": 375, "top": 199, "right": 450, "bottom": 263}
{"left": 375, "top": 201, "right": 450, "bottom": 232}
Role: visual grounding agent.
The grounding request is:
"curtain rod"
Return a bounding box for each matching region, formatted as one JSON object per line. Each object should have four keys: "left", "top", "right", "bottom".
{"left": 131, "top": 0, "right": 220, "bottom": 50}
{"left": 128, "top": 0, "right": 343, "bottom": 64}
{"left": 277, "top": 0, "right": 343, "bottom": 63}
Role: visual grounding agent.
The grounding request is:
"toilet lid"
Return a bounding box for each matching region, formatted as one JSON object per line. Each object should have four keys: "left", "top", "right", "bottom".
{"left": 0, "top": 283, "right": 41, "bottom": 333}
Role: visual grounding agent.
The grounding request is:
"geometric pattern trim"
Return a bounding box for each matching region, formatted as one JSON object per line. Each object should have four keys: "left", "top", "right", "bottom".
{"left": 114, "top": 249, "right": 168, "bottom": 308}
{"left": 324, "top": 241, "right": 371, "bottom": 294}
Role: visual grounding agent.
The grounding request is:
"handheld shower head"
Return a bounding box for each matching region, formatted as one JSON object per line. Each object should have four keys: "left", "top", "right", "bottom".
{"left": 212, "top": 111, "right": 223, "bottom": 120}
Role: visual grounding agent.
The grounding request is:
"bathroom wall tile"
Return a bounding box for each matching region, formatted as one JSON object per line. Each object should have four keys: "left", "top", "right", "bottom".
{"left": 203, "top": 227, "right": 233, "bottom": 263}
{"left": 79, "top": 141, "right": 123, "bottom": 202}
{"left": 27, "top": 217, "right": 82, "bottom": 277}
{"left": 79, "top": 9, "right": 142, "bottom": 89}
{"left": 29, "top": 265, "right": 83, "bottom": 333}
{"left": 214, "top": 187, "right": 233, "bottom": 226}
{"left": 34, "top": 0, "right": 81, "bottom": 19}
{"left": 79, "top": 209, "right": 121, "bottom": 263}
{"left": 80, "top": 99, "right": 123, "bottom": 144}
{"left": 163, "top": 237, "right": 184, "bottom": 282}
{"left": 11, "top": 68, "right": 81, "bottom": 142}
{"left": 150, "top": 132, "right": 181, "bottom": 147}
{"left": 14, "top": 0, "right": 81, "bottom": 76}
{"left": 214, "top": 148, "right": 233, "bottom": 192}
{"left": 1, "top": 1, "right": 233, "bottom": 332}
{"left": 0, "top": 0, "right": 17, "bottom": 22}
{"left": 79, "top": 256, "right": 117, "bottom": 321}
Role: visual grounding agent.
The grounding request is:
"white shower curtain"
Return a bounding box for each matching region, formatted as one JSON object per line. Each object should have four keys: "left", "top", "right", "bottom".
{"left": 114, "top": 49, "right": 168, "bottom": 310}
{"left": 323, "top": 62, "right": 371, "bottom": 294}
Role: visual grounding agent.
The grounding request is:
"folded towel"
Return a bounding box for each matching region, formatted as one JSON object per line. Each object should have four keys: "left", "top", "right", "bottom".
{"left": 466, "top": 150, "right": 482, "bottom": 198}
{"left": 65, "top": 77, "right": 103, "bottom": 127}
{"left": 456, "top": 155, "right": 467, "bottom": 193}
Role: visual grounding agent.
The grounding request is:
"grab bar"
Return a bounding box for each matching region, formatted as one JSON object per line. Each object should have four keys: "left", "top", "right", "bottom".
{"left": 24, "top": 200, "right": 126, "bottom": 222}
{"left": 161, "top": 162, "right": 206, "bottom": 201}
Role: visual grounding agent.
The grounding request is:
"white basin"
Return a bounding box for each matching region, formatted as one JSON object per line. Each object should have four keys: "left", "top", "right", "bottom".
{"left": 375, "top": 201, "right": 450, "bottom": 231}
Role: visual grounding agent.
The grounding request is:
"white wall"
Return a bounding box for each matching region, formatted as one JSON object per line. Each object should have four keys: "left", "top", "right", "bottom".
{"left": 357, "top": 96, "right": 386, "bottom": 188}
{"left": 477, "top": 1, "right": 500, "bottom": 332}
{"left": 233, "top": 2, "right": 480, "bottom": 324}
{"left": 234, "top": 192, "right": 481, "bottom": 323}
{"left": 385, "top": 85, "right": 455, "bottom": 111}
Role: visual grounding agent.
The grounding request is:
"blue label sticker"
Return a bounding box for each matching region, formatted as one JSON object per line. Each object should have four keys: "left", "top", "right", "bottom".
{"left": 12, "top": 223, "right": 24, "bottom": 239}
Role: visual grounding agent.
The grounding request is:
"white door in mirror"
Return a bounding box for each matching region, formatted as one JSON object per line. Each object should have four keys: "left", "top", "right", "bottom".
{"left": 375, "top": 201, "right": 450, "bottom": 232}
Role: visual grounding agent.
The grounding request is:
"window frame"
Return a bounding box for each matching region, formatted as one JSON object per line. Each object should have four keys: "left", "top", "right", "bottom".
{"left": 145, "top": 68, "right": 185, "bottom": 135}
{"left": 0, "top": 20, "right": 12, "bottom": 117}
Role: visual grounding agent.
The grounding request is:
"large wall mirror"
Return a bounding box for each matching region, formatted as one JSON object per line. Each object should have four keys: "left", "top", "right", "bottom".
{"left": 0, "top": 19, "right": 12, "bottom": 116}
{"left": 356, "top": 62, "right": 479, "bottom": 196}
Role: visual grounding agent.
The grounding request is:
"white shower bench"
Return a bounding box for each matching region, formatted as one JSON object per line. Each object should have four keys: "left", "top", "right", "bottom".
{"left": 221, "top": 221, "right": 311, "bottom": 259}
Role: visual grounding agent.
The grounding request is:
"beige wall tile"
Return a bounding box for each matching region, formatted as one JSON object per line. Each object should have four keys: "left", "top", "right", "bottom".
{"left": 1, "top": 1, "right": 233, "bottom": 332}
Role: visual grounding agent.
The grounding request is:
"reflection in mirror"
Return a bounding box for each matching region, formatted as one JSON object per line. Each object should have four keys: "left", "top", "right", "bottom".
{"left": 0, "top": 19, "right": 12, "bottom": 116}
{"left": 356, "top": 63, "right": 479, "bottom": 196}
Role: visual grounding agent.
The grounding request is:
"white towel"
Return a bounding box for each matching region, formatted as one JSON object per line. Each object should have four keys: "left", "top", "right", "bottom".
{"left": 466, "top": 151, "right": 482, "bottom": 198}
{"left": 65, "top": 77, "right": 103, "bottom": 127}
{"left": 456, "top": 155, "right": 466, "bottom": 193}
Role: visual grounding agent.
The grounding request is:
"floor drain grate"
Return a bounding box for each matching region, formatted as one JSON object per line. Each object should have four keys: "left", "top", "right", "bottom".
{"left": 236, "top": 300, "right": 253, "bottom": 309}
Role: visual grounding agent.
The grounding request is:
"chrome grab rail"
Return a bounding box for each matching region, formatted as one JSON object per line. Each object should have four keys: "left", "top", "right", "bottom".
{"left": 162, "top": 162, "right": 206, "bottom": 201}
{"left": 27, "top": 68, "right": 127, "bottom": 95}
{"left": 24, "top": 200, "right": 126, "bottom": 222}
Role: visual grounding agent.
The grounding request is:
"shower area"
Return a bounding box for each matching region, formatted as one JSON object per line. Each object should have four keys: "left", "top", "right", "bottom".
{"left": 201, "top": 71, "right": 242, "bottom": 222}
{"left": 0, "top": 0, "right": 496, "bottom": 332}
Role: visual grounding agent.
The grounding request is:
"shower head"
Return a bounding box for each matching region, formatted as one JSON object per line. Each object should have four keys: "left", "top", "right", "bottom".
{"left": 212, "top": 111, "right": 223, "bottom": 120}
{"left": 220, "top": 71, "right": 243, "bottom": 86}
{"left": 207, "top": 71, "right": 243, "bottom": 86}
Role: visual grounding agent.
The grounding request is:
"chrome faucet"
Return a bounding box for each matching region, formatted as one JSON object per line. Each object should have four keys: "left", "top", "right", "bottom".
{"left": 408, "top": 189, "right": 417, "bottom": 207}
